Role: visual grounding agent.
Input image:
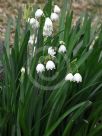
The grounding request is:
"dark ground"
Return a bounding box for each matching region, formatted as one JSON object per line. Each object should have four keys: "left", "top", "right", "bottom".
{"left": 0, "top": 0, "right": 102, "bottom": 42}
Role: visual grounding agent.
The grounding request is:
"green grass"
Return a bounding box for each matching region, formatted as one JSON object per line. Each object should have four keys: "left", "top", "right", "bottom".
{"left": 0, "top": 0, "right": 102, "bottom": 136}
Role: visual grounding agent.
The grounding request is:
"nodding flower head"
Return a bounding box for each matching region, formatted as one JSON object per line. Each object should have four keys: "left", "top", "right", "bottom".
{"left": 50, "top": 12, "right": 59, "bottom": 21}
{"left": 35, "top": 9, "right": 43, "bottom": 18}
{"left": 43, "top": 18, "right": 53, "bottom": 36}
{"left": 48, "top": 47, "right": 56, "bottom": 57}
{"left": 73, "top": 73, "right": 82, "bottom": 83}
{"left": 46, "top": 60, "right": 56, "bottom": 71}
{"left": 44, "top": 17, "right": 53, "bottom": 28}
{"left": 54, "top": 5, "right": 61, "bottom": 14}
{"left": 65, "top": 73, "right": 74, "bottom": 82}
{"left": 36, "top": 63, "right": 45, "bottom": 73}
{"left": 58, "top": 45, "right": 66, "bottom": 53}
{"left": 28, "top": 18, "right": 39, "bottom": 29}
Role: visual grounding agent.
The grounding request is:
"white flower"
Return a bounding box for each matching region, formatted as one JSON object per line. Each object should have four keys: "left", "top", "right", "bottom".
{"left": 29, "top": 18, "right": 35, "bottom": 25}
{"left": 21, "top": 67, "right": 25, "bottom": 74}
{"left": 48, "top": 47, "right": 56, "bottom": 57}
{"left": 28, "top": 35, "right": 34, "bottom": 45}
{"left": 35, "top": 9, "right": 43, "bottom": 18}
{"left": 36, "top": 63, "right": 45, "bottom": 73}
{"left": 28, "top": 18, "right": 39, "bottom": 29}
{"left": 50, "top": 13, "right": 59, "bottom": 21}
{"left": 43, "top": 18, "right": 53, "bottom": 36}
{"left": 44, "top": 17, "right": 53, "bottom": 28}
{"left": 73, "top": 73, "right": 82, "bottom": 83}
{"left": 54, "top": 5, "right": 61, "bottom": 14}
{"left": 65, "top": 73, "right": 74, "bottom": 81}
{"left": 46, "top": 60, "right": 55, "bottom": 70}
{"left": 58, "top": 45, "right": 66, "bottom": 53}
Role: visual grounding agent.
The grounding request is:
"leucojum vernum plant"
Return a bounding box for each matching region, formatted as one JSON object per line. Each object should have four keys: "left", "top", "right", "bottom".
{"left": 0, "top": 0, "right": 102, "bottom": 136}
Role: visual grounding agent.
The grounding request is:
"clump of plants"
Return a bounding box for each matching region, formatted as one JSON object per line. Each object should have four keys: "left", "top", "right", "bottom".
{"left": 0, "top": 0, "right": 102, "bottom": 136}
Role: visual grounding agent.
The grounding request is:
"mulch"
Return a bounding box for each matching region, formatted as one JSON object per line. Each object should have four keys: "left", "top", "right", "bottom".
{"left": 0, "top": 0, "right": 102, "bottom": 43}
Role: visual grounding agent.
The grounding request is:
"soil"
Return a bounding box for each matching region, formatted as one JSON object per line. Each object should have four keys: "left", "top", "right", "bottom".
{"left": 0, "top": 0, "right": 102, "bottom": 43}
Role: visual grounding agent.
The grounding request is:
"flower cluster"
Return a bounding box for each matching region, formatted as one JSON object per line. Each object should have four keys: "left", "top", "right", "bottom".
{"left": 28, "top": 7, "right": 82, "bottom": 84}
{"left": 36, "top": 46, "right": 56, "bottom": 73}
{"left": 28, "top": 9, "right": 44, "bottom": 29}
{"left": 36, "top": 60, "right": 55, "bottom": 73}
{"left": 28, "top": 8, "right": 44, "bottom": 45}
{"left": 43, "top": 5, "right": 61, "bottom": 37}
{"left": 65, "top": 73, "right": 82, "bottom": 83}
{"left": 28, "top": 8, "right": 43, "bottom": 27}
{"left": 36, "top": 41, "right": 66, "bottom": 73}
{"left": 50, "top": 5, "right": 61, "bottom": 21}
{"left": 28, "top": 5, "right": 61, "bottom": 43}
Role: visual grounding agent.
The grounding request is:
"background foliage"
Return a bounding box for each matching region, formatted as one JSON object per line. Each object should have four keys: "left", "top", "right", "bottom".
{"left": 0, "top": 0, "right": 102, "bottom": 136}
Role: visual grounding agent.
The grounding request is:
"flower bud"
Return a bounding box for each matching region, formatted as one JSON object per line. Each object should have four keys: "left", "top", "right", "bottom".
{"left": 21, "top": 67, "right": 25, "bottom": 74}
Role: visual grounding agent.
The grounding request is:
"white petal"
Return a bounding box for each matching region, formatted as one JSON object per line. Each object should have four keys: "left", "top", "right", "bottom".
{"left": 44, "top": 17, "right": 53, "bottom": 28}
{"left": 36, "top": 63, "right": 45, "bottom": 73}
{"left": 29, "top": 18, "right": 39, "bottom": 29}
{"left": 35, "top": 9, "right": 43, "bottom": 18}
{"left": 46, "top": 60, "right": 55, "bottom": 70}
{"left": 48, "top": 47, "right": 56, "bottom": 57}
{"left": 54, "top": 5, "right": 61, "bottom": 14}
{"left": 73, "top": 73, "right": 82, "bottom": 83}
{"left": 51, "top": 13, "right": 59, "bottom": 21}
{"left": 58, "top": 45, "right": 66, "bottom": 53}
{"left": 65, "top": 73, "right": 74, "bottom": 81}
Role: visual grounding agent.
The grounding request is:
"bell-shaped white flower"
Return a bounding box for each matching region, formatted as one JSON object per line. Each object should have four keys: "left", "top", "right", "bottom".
{"left": 65, "top": 73, "right": 74, "bottom": 81}
{"left": 28, "top": 18, "right": 35, "bottom": 24}
{"left": 48, "top": 47, "right": 56, "bottom": 57}
{"left": 54, "top": 5, "right": 61, "bottom": 14}
{"left": 36, "top": 63, "right": 45, "bottom": 73}
{"left": 43, "top": 18, "right": 53, "bottom": 36}
{"left": 21, "top": 67, "right": 25, "bottom": 74}
{"left": 35, "top": 9, "right": 43, "bottom": 18}
{"left": 50, "top": 12, "right": 59, "bottom": 21}
{"left": 58, "top": 45, "right": 66, "bottom": 53}
{"left": 46, "top": 60, "right": 55, "bottom": 70}
{"left": 44, "top": 17, "right": 53, "bottom": 28}
{"left": 28, "top": 18, "right": 39, "bottom": 29}
{"left": 73, "top": 73, "right": 82, "bottom": 83}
